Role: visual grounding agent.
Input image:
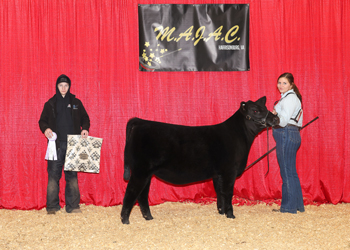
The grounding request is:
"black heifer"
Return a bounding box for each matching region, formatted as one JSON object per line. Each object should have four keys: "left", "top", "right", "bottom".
{"left": 121, "top": 96, "right": 279, "bottom": 224}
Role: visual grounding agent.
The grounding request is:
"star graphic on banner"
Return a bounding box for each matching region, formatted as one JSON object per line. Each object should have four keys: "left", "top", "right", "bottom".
{"left": 140, "top": 41, "right": 180, "bottom": 71}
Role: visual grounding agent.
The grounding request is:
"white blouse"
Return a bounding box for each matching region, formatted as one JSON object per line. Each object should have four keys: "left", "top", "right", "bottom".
{"left": 274, "top": 89, "right": 303, "bottom": 127}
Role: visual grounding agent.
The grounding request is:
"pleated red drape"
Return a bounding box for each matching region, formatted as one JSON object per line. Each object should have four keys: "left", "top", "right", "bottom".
{"left": 0, "top": 0, "right": 349, "bottom": 210}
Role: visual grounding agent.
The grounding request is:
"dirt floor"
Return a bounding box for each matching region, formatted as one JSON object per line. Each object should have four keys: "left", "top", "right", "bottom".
{"left": 1, "top": 201, "right": 349, "bottom": 250}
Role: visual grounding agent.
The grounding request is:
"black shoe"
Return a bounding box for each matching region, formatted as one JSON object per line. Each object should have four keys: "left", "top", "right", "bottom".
{"left": 272, "top": 209, "right": 280, "bottom": 212}
{"left": 47, "top": 210, "right": 56, "bottom": 215}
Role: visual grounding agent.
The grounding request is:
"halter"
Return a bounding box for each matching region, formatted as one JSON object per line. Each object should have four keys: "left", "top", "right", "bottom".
{"left": 245, "top": 110, "right": 271, "bottom": 127}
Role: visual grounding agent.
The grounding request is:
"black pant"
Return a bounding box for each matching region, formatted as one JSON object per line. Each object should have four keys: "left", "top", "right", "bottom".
{"left": 46, "top": 141, "right": 80, "bottom": 213}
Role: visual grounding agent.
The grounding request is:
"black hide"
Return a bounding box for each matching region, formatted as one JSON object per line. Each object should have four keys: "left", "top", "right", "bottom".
{"left": 121, "top": 96, "right": 279, "bottom": 224}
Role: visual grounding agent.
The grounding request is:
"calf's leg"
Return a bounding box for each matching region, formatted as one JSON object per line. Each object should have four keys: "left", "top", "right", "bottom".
{"left": 222, "top": 177, "right": 235, "bottom": 219}
{"left": 213, "top": 176, "right": 224, "bottom": 214}
{"left": 137, "top": 179, "right": 153, "bottom": 221}
{"left": 121, "top": 175, "right": 150, "bottom": 224}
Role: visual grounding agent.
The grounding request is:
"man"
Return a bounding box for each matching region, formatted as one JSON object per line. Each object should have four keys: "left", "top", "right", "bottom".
{"left": 39, "top": 74, "right": 90, "bottom": 214}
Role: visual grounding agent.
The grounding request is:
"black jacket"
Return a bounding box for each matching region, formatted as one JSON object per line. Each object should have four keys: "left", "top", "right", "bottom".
{"left": 39, "top": 94, "right": 90, "bottom": 148}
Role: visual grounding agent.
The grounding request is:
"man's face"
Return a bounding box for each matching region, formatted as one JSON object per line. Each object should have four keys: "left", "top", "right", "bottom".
{"left": 58, "top": 82, "right": 69, "bottom": 97}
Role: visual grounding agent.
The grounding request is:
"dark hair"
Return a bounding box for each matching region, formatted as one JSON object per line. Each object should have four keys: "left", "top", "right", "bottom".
{"left": 277, "top": 72, "right": 302, "bottom": 103}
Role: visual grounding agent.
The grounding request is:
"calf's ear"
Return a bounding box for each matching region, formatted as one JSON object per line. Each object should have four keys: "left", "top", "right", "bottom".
{"left": 240, "top": 102, "right": 247, "bottom": 115}
{"left": 240, "top": 102, "right": 246, "bottom": 111}
{"left": 256, "top": 96, "right": 267, "bottom": 106}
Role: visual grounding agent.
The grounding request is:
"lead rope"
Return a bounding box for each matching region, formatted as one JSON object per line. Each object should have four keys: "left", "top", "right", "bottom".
{"left": 265, "top": 127, "right": 270, "bottom": 177}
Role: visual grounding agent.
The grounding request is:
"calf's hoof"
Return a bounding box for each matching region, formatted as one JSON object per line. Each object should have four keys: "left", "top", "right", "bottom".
{"left": 143, "top": 214, "right": 154, "bottom": 221}
{"left": 218, "top": 209, "right": 225, "bottom": 215}
{"left": 226, "top": 213, "right": 236, "bottom": 219}
{"left": 121, "top": 217, "right": 130, "bottom": 225}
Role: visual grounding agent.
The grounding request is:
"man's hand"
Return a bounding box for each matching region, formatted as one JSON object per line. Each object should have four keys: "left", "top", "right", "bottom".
{"left": 45, "top": 128, "right": 53, "bottom": 139}
{"left": 81, "top": 130, "right": 89, "bottom": 139}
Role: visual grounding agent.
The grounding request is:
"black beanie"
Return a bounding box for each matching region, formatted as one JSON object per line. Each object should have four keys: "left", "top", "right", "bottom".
{"left": 56, "top": 74, "right": 72, "bottom": 98}
{"left": 56, "top": 74, "right": 71, "bottom": 87}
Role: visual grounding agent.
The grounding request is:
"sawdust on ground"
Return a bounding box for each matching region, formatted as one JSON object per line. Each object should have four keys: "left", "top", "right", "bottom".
{"left": 1, "top": 202, "right": 349, "bottom": 249}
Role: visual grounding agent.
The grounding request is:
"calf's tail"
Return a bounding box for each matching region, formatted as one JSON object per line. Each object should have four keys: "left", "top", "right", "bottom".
{"left": 123, "top": 118, "right": 139, "bottom": 181}
{"left": 123, "top": 164, "right": 131, "bottom": 181}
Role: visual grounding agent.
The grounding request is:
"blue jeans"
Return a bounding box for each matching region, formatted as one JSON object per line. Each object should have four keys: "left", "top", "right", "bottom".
{"left": 273, "top": 126, "right": 304, "bottom": 213}
{"left": 47, "top": 141, "right": 80, "bottom": 213}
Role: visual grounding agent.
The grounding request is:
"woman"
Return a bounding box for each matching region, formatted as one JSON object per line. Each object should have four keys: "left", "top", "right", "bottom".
{"left": 272, "top": 72, "right": 305, "bottom": 213}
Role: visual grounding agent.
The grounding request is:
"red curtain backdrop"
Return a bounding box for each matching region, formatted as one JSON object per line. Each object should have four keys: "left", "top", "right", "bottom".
{"left": 0, "top": 0, "right": 349, "bottom": 210}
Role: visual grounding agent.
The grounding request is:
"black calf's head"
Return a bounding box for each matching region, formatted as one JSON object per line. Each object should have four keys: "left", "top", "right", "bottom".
{"left": 240, "top": 96, "right": 279, "bottom": 128}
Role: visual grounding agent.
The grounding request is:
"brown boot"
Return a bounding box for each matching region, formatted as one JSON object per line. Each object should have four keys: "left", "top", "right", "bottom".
{"left": 70, "top": 208, "right": 82, "bottom": 213}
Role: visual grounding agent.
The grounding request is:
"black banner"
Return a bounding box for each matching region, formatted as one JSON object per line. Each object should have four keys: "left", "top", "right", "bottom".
{"left": 138, "top": 4, "right": 250, "bottom": 72}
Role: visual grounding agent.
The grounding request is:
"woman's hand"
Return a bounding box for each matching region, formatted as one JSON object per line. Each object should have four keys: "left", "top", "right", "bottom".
{"left": 272, "top": 109, "right": 277, "bottom": 115}
{"left": 81, "top": 130, "right": 89, "bottom": 138}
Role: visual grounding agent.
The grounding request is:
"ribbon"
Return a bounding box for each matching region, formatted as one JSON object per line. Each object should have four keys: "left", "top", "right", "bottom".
{"left": 45, "top": 132, "right": 57, "bottom": 161}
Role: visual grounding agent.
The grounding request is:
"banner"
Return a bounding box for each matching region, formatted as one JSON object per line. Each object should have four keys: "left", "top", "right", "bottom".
{"left": 138, "top": 4, "right": 250, "bottom": 72}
